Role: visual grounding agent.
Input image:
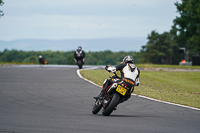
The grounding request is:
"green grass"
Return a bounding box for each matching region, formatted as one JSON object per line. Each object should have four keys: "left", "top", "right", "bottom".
{"left": 0, "top": 62, "right": 36, "bottom": 65}
{"left": 80, "top": 70, "right": 200, "bottom": 109}
{"left": 136, "top": 64, "right": 200, "bottom": 69}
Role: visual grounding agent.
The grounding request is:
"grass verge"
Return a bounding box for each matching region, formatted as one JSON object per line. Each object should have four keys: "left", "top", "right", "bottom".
{"left": 0, "top": 62, "right": 36, "bottom": 65}
{"left": 80, "top": 69, "right": 200, "bottom": 109}
{"left": 136, "top": 64, "right": 200, "bottom": 69}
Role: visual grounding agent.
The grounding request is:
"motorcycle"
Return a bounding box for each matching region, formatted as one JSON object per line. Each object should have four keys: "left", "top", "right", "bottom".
{"left": 92, "top": 72, "right": 132, "bottom": 116}
{"left": 39, "top": 58, "right": 48, "bottom": 65}
{"left": 74, "top": 49, "right": 85, "bottom": 69}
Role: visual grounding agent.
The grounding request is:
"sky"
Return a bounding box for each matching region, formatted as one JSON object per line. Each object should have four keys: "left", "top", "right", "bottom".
{"left": 0, "top": 0, "right": 181, "bottom": 51}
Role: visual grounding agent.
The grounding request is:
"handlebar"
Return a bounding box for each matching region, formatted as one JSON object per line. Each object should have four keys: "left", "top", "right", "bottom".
{"left": 109, "top": 72, "right": 120, "bottom": 79}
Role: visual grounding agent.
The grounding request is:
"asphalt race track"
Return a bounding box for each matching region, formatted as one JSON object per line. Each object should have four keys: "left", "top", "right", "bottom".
{"left": 0, "top": 66, "right": 200, "bottom": 133}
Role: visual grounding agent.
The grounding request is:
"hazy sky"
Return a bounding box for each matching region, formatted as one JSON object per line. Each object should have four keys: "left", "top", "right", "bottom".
{"left": 0, "top": 0, "right": 181, "bottom": 41}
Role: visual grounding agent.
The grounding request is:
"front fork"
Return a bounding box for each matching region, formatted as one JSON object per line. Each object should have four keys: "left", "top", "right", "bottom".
{"left": 102, "top": 95, "right": 112, "bottom": 108}
{"left": 94, "top": 94, "right": 111, "bottom": 108}
{"left": 94, "top": 99, "right": 101, "bottom": 106}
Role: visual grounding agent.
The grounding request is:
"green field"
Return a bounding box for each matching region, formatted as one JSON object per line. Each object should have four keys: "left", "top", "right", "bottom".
{"left": 0, "top": 62, "right": 36, "bottom": 65}
{"left": 80, "top": 69, "right": 200, "bottom": 109}
{"left": 136, "top": 64, "right": 200, "bottom": 69}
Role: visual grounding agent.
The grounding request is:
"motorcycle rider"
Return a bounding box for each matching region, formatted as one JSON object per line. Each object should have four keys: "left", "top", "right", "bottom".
{"left": 39, "top": 55, "right": 46, "bottom": 64}
{"left": 94, "top": 55, "right": 140, "bottom": 104}
{"left": 74, "top": 46, "right": 85, "bottom": 64}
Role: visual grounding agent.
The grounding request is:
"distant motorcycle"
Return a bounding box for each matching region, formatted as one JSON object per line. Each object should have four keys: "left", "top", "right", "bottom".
{"left": 39, "top": 56, "right": 48, "bottom": 65}
{"left": 92, "top": 72, "right": 132, "bottom": 116}
{"left": 74, "top": 48, "right": 85, "bottom": 69}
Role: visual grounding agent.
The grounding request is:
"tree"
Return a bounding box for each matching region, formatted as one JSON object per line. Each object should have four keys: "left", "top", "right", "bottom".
{"left": 173, "top": 0, "right": 200, "bottom": 52}
{"left": 0, "top": 0, "right": 4, "bottom": 18}
{"left": 140, "top": 30, "right": 180, "bottom": 64}
{"left": 169, "top": 25, "right": 182, "bottom": 64}
{"left": 141, "top": 31, "right": 165, "bottom": 64}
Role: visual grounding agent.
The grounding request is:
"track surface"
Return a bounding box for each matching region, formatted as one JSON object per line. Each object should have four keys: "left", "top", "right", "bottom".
{"left": 0, "top": 66, "right": 200, "bottom": 133}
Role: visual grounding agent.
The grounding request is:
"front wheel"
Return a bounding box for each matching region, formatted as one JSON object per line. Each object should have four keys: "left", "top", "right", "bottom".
{"left": 77, "top": 60, "right": 83, "bottom": 69}
{"left": 92, "top": 101, "right": 102, "bottom": 114}
{"left": 102, "top": 93, "right": 120, "bottom": 116}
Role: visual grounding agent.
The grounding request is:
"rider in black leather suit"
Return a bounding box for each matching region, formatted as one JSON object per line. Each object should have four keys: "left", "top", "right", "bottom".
{"left": 74, "top": 46, "right": 85, "bottom": 64}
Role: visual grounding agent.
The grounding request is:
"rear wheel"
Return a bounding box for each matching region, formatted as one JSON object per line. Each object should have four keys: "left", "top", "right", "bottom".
{"left": 102, "top": 93, "right": 120, "bottom": 116}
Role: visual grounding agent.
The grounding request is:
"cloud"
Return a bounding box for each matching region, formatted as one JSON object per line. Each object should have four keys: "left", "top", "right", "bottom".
{"left": 1, "top": 0, "right": 181, "bottom": 41}
{"left": 1, "top": 14, "right": 170, "bottom": 40}
{"left": 3, "top": 0, "right": 180, "bottom": 17}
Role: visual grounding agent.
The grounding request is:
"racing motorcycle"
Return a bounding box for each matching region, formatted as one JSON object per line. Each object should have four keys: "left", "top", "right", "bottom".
{"left": 92, "top": 72, "right": 132, "bottom": 116}
{"left": 74, "top": 49, "right": 85, "bottom": 69}
{"left": 39, "top": 58, "right": 48, "bottom": 65}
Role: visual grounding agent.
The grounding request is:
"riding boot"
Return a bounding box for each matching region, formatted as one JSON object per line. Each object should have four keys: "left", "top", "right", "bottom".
{"left": 93, "top": 80, "right": 110, "bottom": 99}
{"left": 93, "top": 91, "right": 104, "bottom": 100}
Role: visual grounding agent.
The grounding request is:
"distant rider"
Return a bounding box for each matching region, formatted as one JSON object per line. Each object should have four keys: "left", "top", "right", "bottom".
{"left": 39, "top": 55, "right": 47, "bottom": 64}
{"left": 74, "top": 46, "right": 85, "bottom": 64}
{"left": 94, "top": 55, "right": 140, "bottom": 104}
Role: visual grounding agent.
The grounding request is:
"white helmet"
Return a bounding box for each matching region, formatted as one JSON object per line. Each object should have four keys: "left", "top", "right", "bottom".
{"left": 123, "top": 55, "right": 134, "bottom": 63}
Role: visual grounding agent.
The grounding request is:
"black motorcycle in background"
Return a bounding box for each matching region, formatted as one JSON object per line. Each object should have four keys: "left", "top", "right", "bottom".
{"left": 39, "top": 55, "right": 48, "bottom": 65}
{"left": 74, "top": 47, "right": 85, "bottom": 69}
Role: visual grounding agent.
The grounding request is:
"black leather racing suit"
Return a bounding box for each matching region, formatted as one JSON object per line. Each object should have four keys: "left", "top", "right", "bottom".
{"left": 74, "top": 49, "right": 85, "bottom": 64}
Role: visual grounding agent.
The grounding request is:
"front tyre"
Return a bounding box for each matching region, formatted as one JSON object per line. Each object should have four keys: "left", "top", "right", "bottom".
{"left": 77, "top": 60, "right": 83, "bottom": 69}
{"left": 102, "top": 93, "right": 120, "bottom": 116}
{"left": 92, "top": 102, "right": 102, "bottom": 114}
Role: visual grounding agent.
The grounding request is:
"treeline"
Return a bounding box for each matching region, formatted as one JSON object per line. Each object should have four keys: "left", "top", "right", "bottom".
{"left": 0, "top": 49, "right": 141, "bottom": 65}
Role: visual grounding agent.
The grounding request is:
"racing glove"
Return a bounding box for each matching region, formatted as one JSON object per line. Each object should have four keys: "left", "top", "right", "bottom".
{"left": 135, "top": 78, "right": 140, "bottom": 86}
{"left": 105, "top": 65, "right": 116, "bottom": 73}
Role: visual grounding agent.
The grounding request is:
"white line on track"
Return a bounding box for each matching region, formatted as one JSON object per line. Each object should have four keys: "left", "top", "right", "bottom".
{"left": 77, "top": 69, "right": 200, "bottom": 111}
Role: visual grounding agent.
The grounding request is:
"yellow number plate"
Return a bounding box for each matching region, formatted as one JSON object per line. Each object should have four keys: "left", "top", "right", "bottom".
{"left": 116, "top": 85, "right": 127, "bottom": 96}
